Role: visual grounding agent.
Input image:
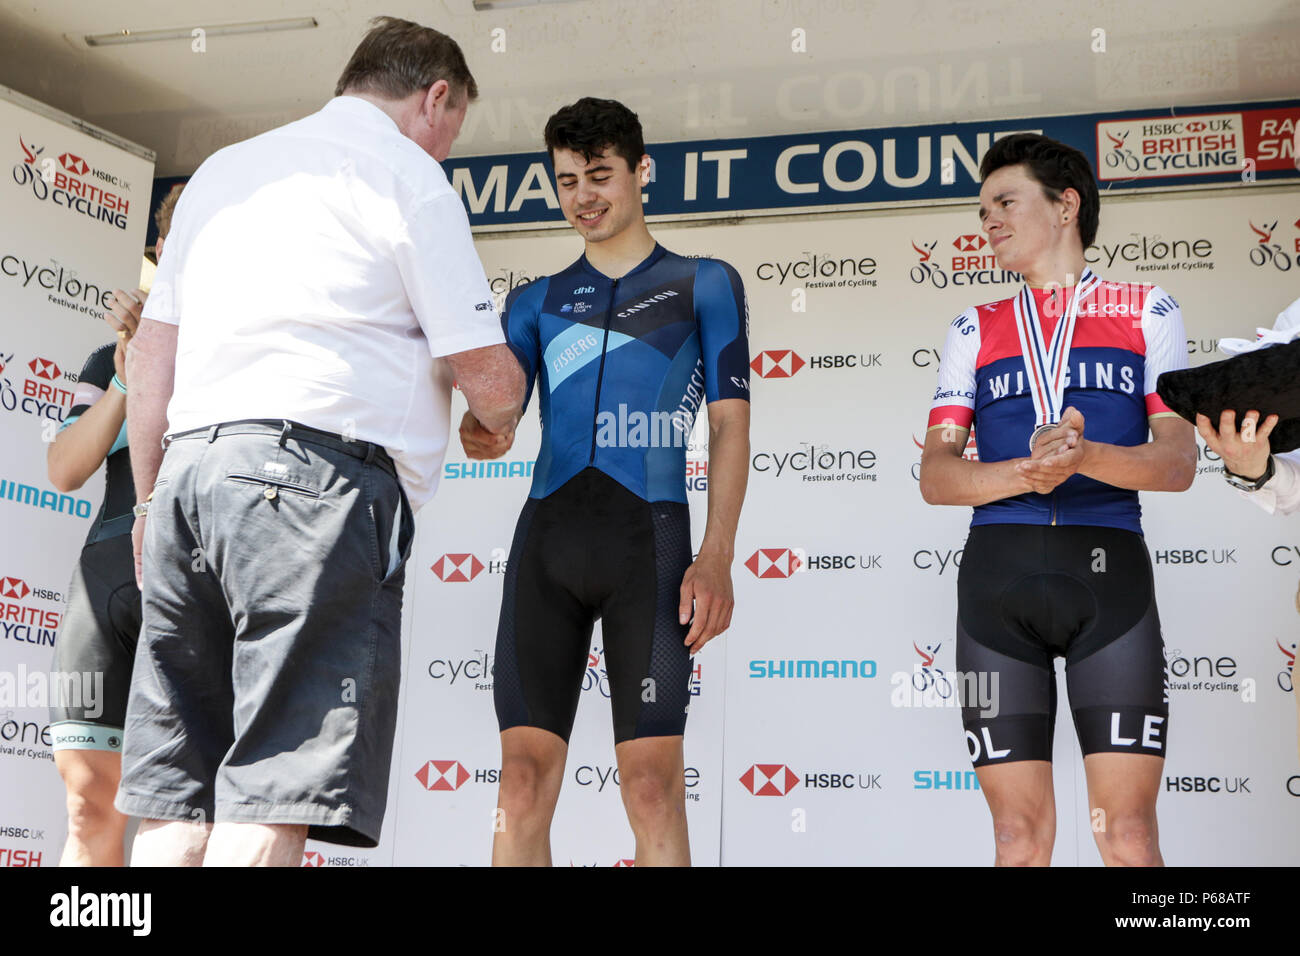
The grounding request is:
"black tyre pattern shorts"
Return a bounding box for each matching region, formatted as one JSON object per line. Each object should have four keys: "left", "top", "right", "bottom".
{"left": 49, "top": 534, "right": 141, "bottom": 752}
{"left": 494, "top": 468, "right": 694, "bottom": 744}
{"left": 956, "top": 524, "right": 1169, "bottom": 768}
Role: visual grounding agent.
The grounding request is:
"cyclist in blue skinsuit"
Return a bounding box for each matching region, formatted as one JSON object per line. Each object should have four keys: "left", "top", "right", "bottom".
{"left": 468, "top": 98, "right": 751, "bottom": 867}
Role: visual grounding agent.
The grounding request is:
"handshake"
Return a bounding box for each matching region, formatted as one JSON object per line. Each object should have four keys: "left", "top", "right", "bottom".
{"left": 459, "top": 411, "right": 518, "bottom": 460}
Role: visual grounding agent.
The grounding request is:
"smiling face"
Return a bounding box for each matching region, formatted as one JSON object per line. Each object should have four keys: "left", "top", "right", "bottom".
{"left": 551, "top": 146, "right": 649, "bottom": 243}
{"left": 978, "top": 163, "right": 1080, "bottom": 279}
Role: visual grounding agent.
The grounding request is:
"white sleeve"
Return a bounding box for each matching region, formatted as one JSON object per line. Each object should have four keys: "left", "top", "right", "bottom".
{"left": 140, "top": 217, "right": 183, "bottom": 326}
{"left": 926, "top": 307, "right": 980, "bottom": 432}
{"left": 1140, "top": 285, "right": 1187, "bottom": 417}
{"left": 395, "top": 192, "right": 506, "bottom": 358}
{"left": 1274, "top": 297, "right": 1300, "bottom": 335}
{"left": 1239, "top": 450, "right": 1300, "bottom": 516}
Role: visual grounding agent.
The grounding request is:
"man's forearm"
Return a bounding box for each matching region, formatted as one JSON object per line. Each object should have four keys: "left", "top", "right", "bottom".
{"left": 48, "top": 391, "right": 126, "bottom": 491}
{"left": 698, "top": 416, "right": 749, "bottom": 559}
{"left": 1077, "top": 433, "right": 1195, "bottom": 492}
{"left": 125, "top": 320, "right": 178, "bottom": 502}
{"left": 920, "top": 449, "right": 1034, "bottom": 506}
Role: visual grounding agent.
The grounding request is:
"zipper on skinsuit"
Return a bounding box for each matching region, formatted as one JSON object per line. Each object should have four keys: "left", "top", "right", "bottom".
{"left": 588, "top": 277, "right": 619, "bottom": 463}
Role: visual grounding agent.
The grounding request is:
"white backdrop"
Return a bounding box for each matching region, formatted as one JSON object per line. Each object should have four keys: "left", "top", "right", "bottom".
{"left": 368, "top": 183, "right": 1300, "bottom": 867}
{"left": 1, "top": 87, "right": 1295, "bottom": 866}
{"left": 0, "top": 86, "right": 154, "bottom": 869}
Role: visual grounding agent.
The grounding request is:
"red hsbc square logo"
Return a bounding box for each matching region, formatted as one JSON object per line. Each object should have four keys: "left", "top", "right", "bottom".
{"left": 58, "top": 152, "right": 89, "bottom": 176}
{"left": 302, "top": 851, "right": 324, "bottom": 867}
{"left": 415, "top": 759, "right": 470, "bottom": 791}
{"left": 740, "top": 763, "right": 799, "bottom": 796}
{"left": 613, "top": 859, "right": 635, "bottom": 867}
{"left": 749, "top": 350, "right": 805, "bottom": 379}
{"left": 952, "top": 234, "right": 986, "bottom": 252}
{"left": 431, "top": 553, "right": 484, "bottom": 582}
{"left": 27, "top": 357, "right": 60, "bottom": 380}
{"left": 0, "top": 577, "right": 30, "bottom": 600}
{"left": 744, "top": 549, "right": 801, "bottom": 578}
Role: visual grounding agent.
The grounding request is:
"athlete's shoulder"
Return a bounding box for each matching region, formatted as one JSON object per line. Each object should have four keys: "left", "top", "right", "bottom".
{"left": 502, "top": 273, "right": 554, "bottom": 316}
{"left": 78, "top": 341, "right": 116, "bottom": 386}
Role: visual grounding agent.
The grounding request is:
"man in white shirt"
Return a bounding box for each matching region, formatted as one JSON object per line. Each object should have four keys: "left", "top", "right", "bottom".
{"left": 119, "top": 16, "right": 524, "bottom": 866}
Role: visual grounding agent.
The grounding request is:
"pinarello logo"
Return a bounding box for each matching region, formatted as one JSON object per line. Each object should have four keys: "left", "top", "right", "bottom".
{"left": 745, "top": 549, "right": 801, "bottom": 578}
{"left": 302, "top": 851, "right": 324, "bottom": 867}
{"left": 740, "top": 764, "right": 799, "bottom": 796}
{"left": 750, "top": 350, "right": 805, "bottom": 379}
{"left": 431, "top": 553, "right": 484, "bottom": 582}
{"left": 0, "top": 577, "right": 30, "bottom": 600}
{"left": 58, "top": 153, "right": 88, "bottom": 176}
{"left": 415, "top": 759, "right": 470, "bottom": 791}
{"left": 953, "top": 234, "right": 986, "bottom": 252}
{"left": 28, "top": 357, "right": 60, "bottom": 380}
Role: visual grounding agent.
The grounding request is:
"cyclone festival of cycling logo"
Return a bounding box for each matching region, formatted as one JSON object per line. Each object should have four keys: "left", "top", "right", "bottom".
{"left": 1278, "top": 637, "right": 1296, "bottom": 693}
{"left": 1247, "top": 219, "right": 1300, "bottom": 272}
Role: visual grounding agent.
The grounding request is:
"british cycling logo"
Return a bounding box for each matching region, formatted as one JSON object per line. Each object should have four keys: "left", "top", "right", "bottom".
{"left": 13, "top": 136, "right": 131, "bottom": 230}
{"left": 1277, "top": 637, "right": 1295, "bottom": 693}
{"left": 1247, "top": 218, "right": 1300, "bottom": 271}
{"left": 1, "top": 354, "right": 78, "bottom": 424}
{"left": 909, "top": 235, "right": 1020, "bottom": 289}
{"left": 1, "top": 573, "right": 65, "bottom": 647}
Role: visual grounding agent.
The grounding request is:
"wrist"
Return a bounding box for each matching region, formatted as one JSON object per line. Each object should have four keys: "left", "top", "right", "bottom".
{"left": 111, "top": 373, "right": 127, "bottom": 394}
{"left": 1223, "top": 455, "right": 1274, "bottom": 491}
{"left": 697, "top": 540, "right": 734, "bottom": 562}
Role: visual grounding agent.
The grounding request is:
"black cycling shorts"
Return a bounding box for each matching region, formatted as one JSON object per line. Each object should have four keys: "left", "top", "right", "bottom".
{"left": 956, "top": 524, "right": 1169, "bottom": 768}
{"left": 494, "top": 467, "right": 694, "bottom": 744}
{"left": 50, "top": 533, "right": 141, "bottom": 752}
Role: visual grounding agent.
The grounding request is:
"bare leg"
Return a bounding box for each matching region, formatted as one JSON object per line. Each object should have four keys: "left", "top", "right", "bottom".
{"left": 1085, "top": 753, "right": 1164, "bottom": 867}
{"left": 614, "top": 735, "right": 689, "bottom": 867}
{"left": 492, "top": 727, "right": 567, "bottom": 866}
{"left": 130, "top": 818, "right": 212, "bottom": 867}
{"left": 974, "top": 760, "right": 1056, "bottom": 866}
{"left": 202, "top": 822, "right": 309, "bottom": 867}
{"left": 55, "top": 749, "right": 128, "bottom": 866}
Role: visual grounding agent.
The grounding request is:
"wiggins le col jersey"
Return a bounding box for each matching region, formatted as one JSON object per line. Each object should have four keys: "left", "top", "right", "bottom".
{"left": 927, "top": 278, "right": 1187, "bottom": 533}
{"left": 501, "top": 244, "right": 750, "bottom": 504}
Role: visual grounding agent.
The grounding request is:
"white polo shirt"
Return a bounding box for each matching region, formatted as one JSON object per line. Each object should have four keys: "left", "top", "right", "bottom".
{"left": 143, "top": 95, "right": 503, "bottom": 510}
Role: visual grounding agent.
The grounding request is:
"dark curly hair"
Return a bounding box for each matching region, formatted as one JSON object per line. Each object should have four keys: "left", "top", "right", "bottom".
{"left": 543, "top": 97, "right": 645, "bottom": 171}
{"left": 979, "top": 133, "right": 1100, "bottom": 248}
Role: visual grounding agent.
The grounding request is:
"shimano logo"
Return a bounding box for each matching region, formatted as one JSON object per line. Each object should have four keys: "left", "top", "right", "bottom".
{"left": 616, "top": 289, "right": 679, "bottom": 318}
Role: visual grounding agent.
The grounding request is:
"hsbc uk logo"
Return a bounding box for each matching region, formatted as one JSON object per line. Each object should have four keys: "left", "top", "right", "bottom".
{"left": 740, "top": 763, "right": 882, "bottom": 795}
{"left": 430, "top": 549, "right": 506, "bottom": 582}
{"left": 27, "top": 358, "right": 59, "bottom": 380}
{"left": 744, "top": 548, "right": 881, "bottom": 577}
{"left": 415, "top": 760, "right": 473, "bottom": 791}
{"left": 1, "top": 577, "right": 30, "bottom": 601}
{"left": 58, "top": 153, "right": 88, "bottom": 177}
{"left": 750, "top": 350, "right": 880, "bottom": 379}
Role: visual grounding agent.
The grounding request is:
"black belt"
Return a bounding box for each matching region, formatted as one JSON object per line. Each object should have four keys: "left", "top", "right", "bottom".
{"left": 164, "top": 419, "right": 397, "bottom": 478}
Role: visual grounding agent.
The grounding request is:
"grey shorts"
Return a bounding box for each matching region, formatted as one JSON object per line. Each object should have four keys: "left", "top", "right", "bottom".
{"left": 115, "top": 420, "right": 414, "bottom": 848}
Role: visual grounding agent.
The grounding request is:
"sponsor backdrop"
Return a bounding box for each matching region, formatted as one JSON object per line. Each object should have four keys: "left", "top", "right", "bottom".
{"left": 3, "top": 84, "right": 1298, "bottom": 865}
{"left": 0, "top": 85, "right": 155, "bottom": 868}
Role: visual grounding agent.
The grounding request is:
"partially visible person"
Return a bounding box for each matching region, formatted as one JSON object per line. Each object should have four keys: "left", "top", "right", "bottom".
{"left": 46, "top": 183, "right": 184, "bottom": 866}
{"left": 1195, "top": 294, "right": 1300, "bottom": 757}
{"left": 117, "top": 16, "right": 524, "bottom": 867}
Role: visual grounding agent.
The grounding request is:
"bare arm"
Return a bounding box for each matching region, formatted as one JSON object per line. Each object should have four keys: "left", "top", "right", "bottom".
{"left": 47, "top": 391, "right": 125, "bottom": 491}
{"left": 445, "top": 343, "right": 526, "bottom": 435}
{"left": 125, "top": 318, "right": 178, "bottom": 501}
{"left": 919, "top": 424, "right": 1035, "bottom": 506}
{"left": 679, "top": 398, "right": 750, "bottom": 654}
{"left": 1019, "top": 413, "right": 1196, "bottom": 494}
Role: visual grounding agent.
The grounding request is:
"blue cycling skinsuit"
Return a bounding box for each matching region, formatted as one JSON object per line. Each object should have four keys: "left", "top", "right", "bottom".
{"left": 494, "top": 243, "right": 749, "bottom": 743}
{"left": 927, "top": 277, "right": 1187, "bottom": 767}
